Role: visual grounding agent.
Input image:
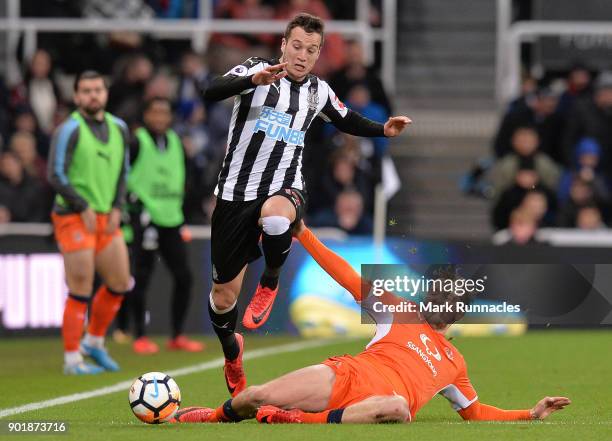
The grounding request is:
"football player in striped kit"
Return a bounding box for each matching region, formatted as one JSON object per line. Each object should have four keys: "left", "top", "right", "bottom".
{"left": 200, "top": 13, "right": 411, "bottom": 397}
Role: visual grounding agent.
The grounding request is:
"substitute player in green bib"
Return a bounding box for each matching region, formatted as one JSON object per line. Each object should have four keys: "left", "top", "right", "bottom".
{"left": 120, "top": 97, "right": 203, "bottom": 354}
{"left": 48, "top": 70, "right": 131, "bottom": 375}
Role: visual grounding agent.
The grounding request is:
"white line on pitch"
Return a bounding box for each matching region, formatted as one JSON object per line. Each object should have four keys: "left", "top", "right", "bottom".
{"left": 0, "top": 338, "right": 350, "bottom": 419}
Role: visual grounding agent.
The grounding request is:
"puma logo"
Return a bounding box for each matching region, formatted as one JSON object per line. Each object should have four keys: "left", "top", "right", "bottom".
{"left": 97, "top": 151, "right": 111, "bottom": 163}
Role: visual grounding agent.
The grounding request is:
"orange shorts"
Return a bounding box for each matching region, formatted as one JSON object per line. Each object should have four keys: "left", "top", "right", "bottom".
{"left": 51, "top": 212, "right": 122, "bottom": 254}
{"left": 322, "top": 354, "right": 396, "bottom": 410}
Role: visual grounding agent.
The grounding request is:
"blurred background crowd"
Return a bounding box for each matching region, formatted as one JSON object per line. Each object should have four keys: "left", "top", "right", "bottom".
{"left": 2, "top": 0, "right": 611, "bottom": 242}
{"left": 464, "top": 64, "right": 612, "bottom": 244}
{"left": 0, "top": 0, "right": 389, "bottom": 235}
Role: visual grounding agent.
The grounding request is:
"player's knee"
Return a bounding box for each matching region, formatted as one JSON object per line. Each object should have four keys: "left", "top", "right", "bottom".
{"left": 379, "top": 396, "right": 410, "bottom": 423}
{"left": 211, "top": 285, "right": 238, "bottom": 310}
{"left": 67, "top": 267, "right": 93, "bottom": 291}
{"left": 106, "top": 274, "right": 132, "bottom": 293}
{"left": 260, "top": 197, "right": 296, "bottom": 222}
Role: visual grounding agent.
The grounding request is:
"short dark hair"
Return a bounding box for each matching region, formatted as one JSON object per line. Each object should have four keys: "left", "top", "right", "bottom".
{"left": 421, "top": 266, "right": 474, "bottom": 328}
{"left": 73, "top": 70, "right": 106, "bottom": 91}
{"left": 143, "top": 96, "right": 172, "bottom": 113}
{"left": 284, "top": 13, "right": 325, "bottom": 46}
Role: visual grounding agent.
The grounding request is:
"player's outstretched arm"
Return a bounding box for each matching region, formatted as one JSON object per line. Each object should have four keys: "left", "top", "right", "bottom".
{"left": 458, "top": 396, "right": 570, "bottom": 421}
{"left": 325, "top": 109, "right": 412, "bottom": 139}
{"left": 201, "top": 75, "right": 256, "bottom": 102}
{"left": 201, "top": 62, "right": 287, "bottom": 102}
{"left": 530, "top": 396, "right": 572, "bottom": 420}
{"left": 295, "top": 222, "right": 367, "bottom": 302}
{"left": 319, "top": 84, "right": 411, "bottom": 138}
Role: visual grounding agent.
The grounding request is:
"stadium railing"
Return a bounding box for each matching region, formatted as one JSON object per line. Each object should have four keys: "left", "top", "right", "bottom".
{"left": 0, "top": 223, "right": 348, "bottom": 241}
{"left": 492, "top": 227, "right": 612, "bottom": 246}
{"left": 495, "top": 0, "right": 612, "bottom": 105}
{"left": 1, "top": 0, "right": 397, "bottom": 94}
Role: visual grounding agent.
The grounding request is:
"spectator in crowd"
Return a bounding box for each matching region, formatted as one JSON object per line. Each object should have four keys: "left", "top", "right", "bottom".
{"left": 563, "top": 70, "right": 612, "bottom": 170}
{"left": 8, "top": 131, "right": 47, "bottom": 182}
{"left": 11, "top": 106, "right": 51, "bottom": 158}
{"left": 575, "top": 205, "right": 606, "bottom": 230}
{"left": 9, "top": 130, "right": 53, "bottom": 216}
{"left": 11, "top": 49, "right": 63, "bottom": 135}
{"left": 176, "top": 51, "right": 214, "bottom": 121}
{"left": 0, "top": 151, "right": 45, "bottom": 222}
{"left": 520, "top": 189, "right": 551, "bottom": 227}
{"left": 490, "top": 126, "right": 561, "bottom": 198}
{"left": 323, "top": 85, "right": 388, "bottom": 200}
{"left": 493, "top": 86, "right": 565, "bottom": 163}
{"left": 108, "top": 54, "right": 154, "bottom": 128}
{"left": 506, "top": 75, "right": 538, "bottom": 114}
{"left": 557, "top": 62, "right": 593, "bottom": 118}
{"left": 310, "top": 144, "right": 371, "bottom": 214}
{"left": 329, "top": 39, "right": 392, "bottom": 114}
{"left": 309, "top": 188, "right": 373, "bottom": 235}
{"left": 144, "top": 72, "right": 174, "bottom": 101}
{"left": 275, "top": 0, "right": 347, "bottom": 77}
{"left": 491, "top": 156, "right": 556, "bottom": 230}
{"left": 556, "top": 176, "right": 606, "bottom": 228}
{"left": 505, "top": 208, "right": 540, "bottom": 245}
{"left": 557, "top": 138, "right": 611, "bottom": 212}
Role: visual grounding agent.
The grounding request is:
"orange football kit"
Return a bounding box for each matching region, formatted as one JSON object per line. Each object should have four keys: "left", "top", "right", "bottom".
{"left": 298, "top": 228, "right": 531, "bottom": 421}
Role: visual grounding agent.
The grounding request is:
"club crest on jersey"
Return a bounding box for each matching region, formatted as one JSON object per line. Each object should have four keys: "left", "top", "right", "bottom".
{"left": 307, "top": 85, "right": 319, "bottom": 111}
{"left": 444, "top": 347, "right": 454, "bottom": 360}
{"left": 254, "top": 106, "right": 306, "bottom": 146}
{"left": 420, "top": 333, "right": 442, "bottom": 361}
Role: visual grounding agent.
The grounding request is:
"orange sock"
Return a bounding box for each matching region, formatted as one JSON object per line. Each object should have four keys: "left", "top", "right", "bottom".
{"left": 299, "top": 410, "right": 331, "bottom": 424}
{"left": 87, "top": 286, "right": 124, "bottom": 337}
{"left": 62, "top": 294, "right": 88, "bottom": 351}
{"left": 212, "top": 400, "right": 245, "bottom": 423}
{"left": 213, "top": 405, "right": 230, "bottom": 422}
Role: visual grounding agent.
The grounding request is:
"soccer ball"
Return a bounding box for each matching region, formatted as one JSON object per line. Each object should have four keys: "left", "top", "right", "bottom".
{"left": 129, "top": 372, "right": 181, "bottom": 424}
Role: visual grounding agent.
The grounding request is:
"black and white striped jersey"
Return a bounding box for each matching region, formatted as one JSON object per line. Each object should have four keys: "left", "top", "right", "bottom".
{"left": 205, "top": 57, "right": 385, "bottom": 202}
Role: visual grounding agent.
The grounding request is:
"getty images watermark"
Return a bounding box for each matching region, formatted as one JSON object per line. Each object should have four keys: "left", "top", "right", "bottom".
{"left": 359, "top": 264, "right": 612, "bottom": 325}
{"left": 369, "top": 273, "right": 520, "bottom": 315}
{"left": 360, "top": 264, "right": 523, "bottom": 325}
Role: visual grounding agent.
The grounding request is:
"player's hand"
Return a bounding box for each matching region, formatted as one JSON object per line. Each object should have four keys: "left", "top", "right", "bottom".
{"left": 105, "top": 208, "right": 121, "bottom": 234}
{"left": 530, "top": 396, "right": 571, "bottom": 420}
{"left": 252, "top": 63, "right": 288, "bottom": 86}
{"left": 80, "top": 207, "right": 97, "bottom": 233}
{"left": 383, "top": 116, "right": 411, "bottom": 137}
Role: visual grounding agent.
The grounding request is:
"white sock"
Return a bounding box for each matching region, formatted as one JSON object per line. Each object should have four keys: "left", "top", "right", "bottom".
{"left": 83, "top": 333, "right": 105, "bottom": 349}
{"left": 64, "top": 351, "right": 83, "bottom": 365}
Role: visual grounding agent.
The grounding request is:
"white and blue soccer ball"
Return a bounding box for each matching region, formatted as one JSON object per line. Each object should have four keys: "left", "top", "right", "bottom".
{"left": 129, "top": 372, "right": 181, "bottom": 424}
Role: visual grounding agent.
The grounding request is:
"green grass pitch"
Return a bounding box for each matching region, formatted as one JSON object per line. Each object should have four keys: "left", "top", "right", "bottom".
{"left": 1, "top": 330, "right": 610, "bottom": 441}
